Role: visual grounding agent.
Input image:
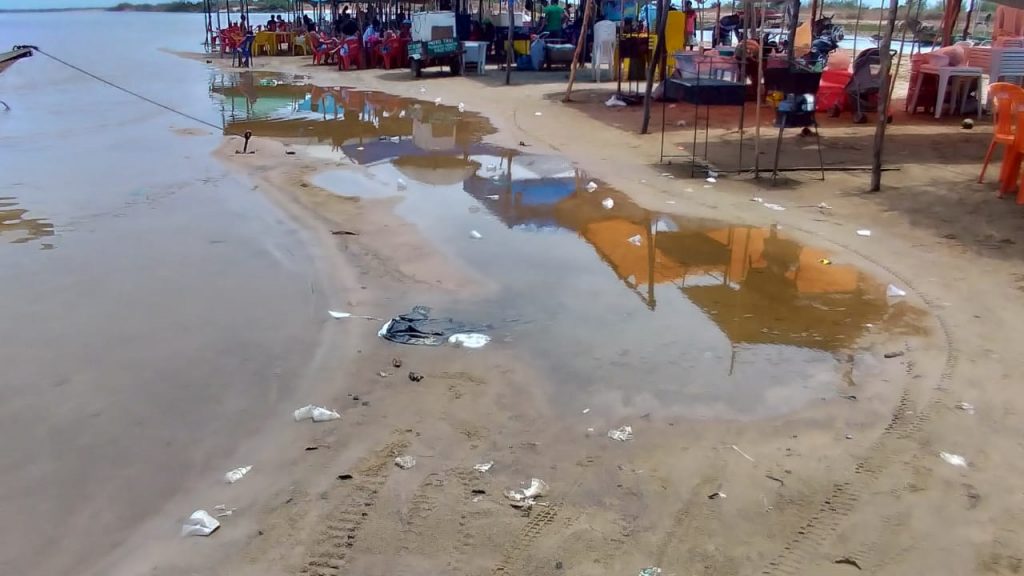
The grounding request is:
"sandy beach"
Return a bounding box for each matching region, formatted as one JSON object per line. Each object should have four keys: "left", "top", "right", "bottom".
{"left": 4, "top": 10, "right": 1024, "bottom": 576}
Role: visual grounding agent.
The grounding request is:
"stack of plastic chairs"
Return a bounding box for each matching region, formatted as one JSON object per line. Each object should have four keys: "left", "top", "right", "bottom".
{"left": 592, "top": 20, "right": 616, "bottom": 82}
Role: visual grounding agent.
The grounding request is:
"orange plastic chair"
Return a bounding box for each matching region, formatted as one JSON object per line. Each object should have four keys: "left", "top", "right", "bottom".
{"left": 1012, "top": 106, "right": 1024, "bottom": 203}
{"left": 980, "top": 82, "right": 1024, "bottom": 183}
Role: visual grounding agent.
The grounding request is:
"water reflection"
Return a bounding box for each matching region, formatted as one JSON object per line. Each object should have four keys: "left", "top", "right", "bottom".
{"left": 0, "top": 197, "right": 55, "bottom": 247}
{"left": 210, "top": 72, "right": 495, "bottom": 154}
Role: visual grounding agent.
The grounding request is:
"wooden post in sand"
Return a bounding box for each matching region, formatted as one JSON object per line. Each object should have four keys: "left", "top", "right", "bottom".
{"left": 564, "top": 0, "right": 596, "bottom": 102}
{"left": 505, "top": 0, "right": 515, "bottom": 85}
{"left": 640, "top": 0, "right": 667, "bottom": 134}
{"left": 870, "top": 0, "right": 900, "bottom": 192}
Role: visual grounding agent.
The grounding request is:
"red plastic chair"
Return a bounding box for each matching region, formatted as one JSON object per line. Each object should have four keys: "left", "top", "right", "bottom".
{"left": 337, "top": 37, "right": 362, "bottom": 70}
{"left": 310, "top": 33, "right": 335, "bottom": 65}
{"left": 376, "top": 33, "right": 405, "bottom": 69}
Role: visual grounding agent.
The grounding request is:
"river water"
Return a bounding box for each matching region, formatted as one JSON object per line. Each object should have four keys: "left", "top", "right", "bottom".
{"left": 0, "top": 12, "right": 321, "bottom": 576}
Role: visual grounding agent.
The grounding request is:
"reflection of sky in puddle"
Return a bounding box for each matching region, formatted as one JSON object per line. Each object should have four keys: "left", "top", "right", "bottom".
{"left": 215, "top": 72, "right": 921, "bottom": 420}
{"left": 0, "top": 197, "right": 55, "bottom": 248}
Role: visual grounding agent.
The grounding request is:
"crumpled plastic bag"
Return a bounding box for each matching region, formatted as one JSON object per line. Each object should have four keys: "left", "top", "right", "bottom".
{"left": 504, "top": 478, "right": 548, "bottom": 506}
{"left": 605, "top": 95, "right": 627, "bottom": 107}
{"left": 608, "top": 425, "right": 634, "bottom": 441}
{"left": 181, "top": 510, "right": 220, "bottom": 537}
{"left": 394, "top": 455, "right": 416, "bottom": 469}
{"left": 379, "top": 306, "right": 489, "bottom": 346}
{"left": 224, "top": 465, "right": 252, "bottom": 484}
{"left": 293, "top": 405, "right": 340, "bottom": 422}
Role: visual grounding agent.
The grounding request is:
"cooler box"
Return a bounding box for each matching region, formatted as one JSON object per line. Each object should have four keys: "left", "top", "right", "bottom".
{"left": 816, "top": 69, "right": 851, "bottom": 112}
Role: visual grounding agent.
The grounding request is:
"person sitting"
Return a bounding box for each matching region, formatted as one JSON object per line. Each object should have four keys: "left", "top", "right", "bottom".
{"left": 303, "top": 14, "right": 316, "bottom": 33}
{"left": 276, "top": 15, "right": 286, "bottom": 30}
{"left": 266, "top": 16, "right": 277, "bottom": 32}
{"left": 543, "top": 0, "right": 565, "bottom": 37}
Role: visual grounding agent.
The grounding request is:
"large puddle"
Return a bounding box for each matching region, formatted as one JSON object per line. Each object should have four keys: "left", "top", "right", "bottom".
{"left": 212, "top": 72, "right": 923, "bottom": 420}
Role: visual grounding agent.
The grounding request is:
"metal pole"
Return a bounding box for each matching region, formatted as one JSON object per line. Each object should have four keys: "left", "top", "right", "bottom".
{"left": 870, "top": 0, "right": 899, "bottom": 191}
{"left": 506, "top": 0, "right": 515, "bottom": 84}
{"left": 641, "top": 0, "right": 667, "bottom": 133}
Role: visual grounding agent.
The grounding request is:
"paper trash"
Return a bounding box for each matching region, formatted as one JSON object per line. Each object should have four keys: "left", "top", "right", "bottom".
{"left": 856, "top": 229, "right": 872, "bottom": 237}
{"left": 627, "top": 234, "right": 643, "bottom": 246}
{"left": 469, "top": 230, "right": 483, "bottom": 239}
{"left": 473, "top": 461, "right": 495, "bottom": 472}
{"left": 586, "top": 181, "right": 598, "bottom": 192}
{"left": 458, "top": 102, "right": 465, "bottom": 112}
{"left": 608, "top": 425, "right": 634, "bottom": 441}
{"left": 886, "top": 284, "right": 907, "bottom": 298}
{"left": 293, "top": 405, "right": 340, "bottom": 422}
{"left": 504, "top": 478, "right": 548, "bottom": 505}
{"left": 601, "top": 198, "right": 614, "bottom": 209}
{"left": 394, "top": 455, "right": 417, "bottom": 469}
{"left": 181, "top": 510, "right": 220, "bottom": 537}
{"left": 224, "top": 465, "right": 252, "bottom": 484}
{"left": 328, "top": 310, "right": 352, "bottom": 319}
{"left": 939, "top": 451, "right": 968, "bottom": 468}
{"left": 448, "top": 333, "right": 491, "bottom": 348}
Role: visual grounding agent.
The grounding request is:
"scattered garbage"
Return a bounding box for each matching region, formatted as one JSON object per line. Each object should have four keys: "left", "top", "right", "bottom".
{"left": 181, "top": 510, "right": 220, "bottom": 537}
{"left": 337, "top": 473, "right": 353, "bottom": 480}
{"left": 328, "top": 310, "right": 382, "bottom": 320}
{"left": 586, "top": 181, "right": 598, "bottom": 192}
{"left": 473, "top": 461, "right": 495, "bottom": 473}
{"left": 817, "top": 202, "right": 832, "bottom": 209}
{"left": 731, "top": 444, "right": 755, "bottom": 462}
{"left": 955, "top": 402, "right": 975, "bottom": 414}
{"left": 394, "top": 455, "right": 417, "bottom": 469}
{"left": 845, "top": 434, "right": 854, "bottom": 440}
{"left": 707, "top": 491, "right": 727, "bottom": 499}
{"left": 534, "top": 111, "right": 543, "bottom": 116}
{"left": 469, "top": 230, "right": 483, "bottom": 239}
{"left": 293, "top": 405, "right": 340, "bottom": 422}
{"left": 285, "top": 150, "right": 296, "bottom": 155}
{"left": 751, "top": 196, "right": 764, "bottom": 203}
{"left": 392, "top": 358, "right": 403, "bottom": 368}
{"left": 419, "top": 87, "right": 427, "bottom": 93}
{"left": 605, "top": 95, "right": 628, "bottom": 107}
{"left": 627, "top": 234, "right": 643, "bottom": 246}
{"left": 939, "top": 451, "right": 968, "bottom": 468}
{"left": 378, "top": 370, "right": 388, "bottom": 378}
{"left": 962, "top": 118, "right": 974, "bottom": 130}
{"left": 638, "top": 568, "right": 662, "bottom": 576}
{"left": 582, "top": 408, "right": 591, "bottom": 414}
{"left": 555, "top": 560, "right": 564, "bottom": 570}
{"left": 886, "top": 284, "right": 907, "bottom": 298}
{"left": 833, "top": 557, "right": 862, "bottom": 570}
{"left": 448, "top": 333, "right": 491, "bottom": 348}
{"left": 396, "top": 178, "right": 407, "bottom": 190}
{"left": 884, "top": 350, "right": 905, "bottom": 359}
{"left": 819, "top": 258, "right": 832, "bottom": 265}
{"left": 485, "top": 194, "right": 500, "bottom": 200}
{"left": 458, "top": 102, "right": 465, "bottom": 112}
{"left": 706, "top": 177, "right": 717, "bottom": 183}
{"left": 856, "top": 229, "right": 872, "bottom": 237}
{"left": 224, "top": 466, "right": 252, "bottom": 484}
{"left": 763, "top": 203, "right": 786, "bottom": 211}
{"left": 214, "top": 504, "right": 236, "bottom": 518}
{"left": 607, "top": 425, "right": 634, "bottom": 441}
{"left": 504, "top": 478, "right": 549, "bottom": 508}
{"left": 408, "top": 371, "right": 424, "bottom": 382}
{"left": 601, "top": 198, "right": 615, "bottom": 209}
{"left": 379, "top": 306, "right": 489, "bottom": 346}
{"left": 331, "top": 229, "right": 358, "bottom": 236}
{"left": 434, "top": 97, "right": 442, "bottom": 104}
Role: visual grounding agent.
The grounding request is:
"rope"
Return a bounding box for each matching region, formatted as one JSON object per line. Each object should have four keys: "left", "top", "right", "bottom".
{"left": 32, "top": 47, "right": 242, "bottom": 137}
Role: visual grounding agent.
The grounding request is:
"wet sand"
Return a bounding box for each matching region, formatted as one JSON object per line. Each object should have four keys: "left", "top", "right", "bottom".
{"left": 4, "top": 12, "right": 1024, "bottom": 574}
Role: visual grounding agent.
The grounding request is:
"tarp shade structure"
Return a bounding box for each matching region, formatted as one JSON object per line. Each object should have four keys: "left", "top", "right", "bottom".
{"left": 391, "top": 154, "right": 481, "bottom": 186}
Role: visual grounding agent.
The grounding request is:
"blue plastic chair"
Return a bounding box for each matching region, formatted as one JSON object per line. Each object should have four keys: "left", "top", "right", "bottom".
{"left": 235, "top": 33, "right": 255, "bottom": 67}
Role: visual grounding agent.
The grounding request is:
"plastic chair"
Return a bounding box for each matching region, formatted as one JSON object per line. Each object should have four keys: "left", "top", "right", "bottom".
{"left": 337, "top": 38, "right": 362, "bottom": 70}
{"left": 979, "top": 82, "right": 1024, "bottom": 183}
{"left": 592, "top": 20, "right": 616, "bottom": 82}
{"left": 309, "top": 33, "right": 333, "bottom": 65}
{"left": 253, "top": 31, "right": 275, "bottom": 56}
{"left": 234, "top": 33, "right": 254, "bottom": 67}
{"left": 1011, "top": 103, "right": 1024, "bottom": 202}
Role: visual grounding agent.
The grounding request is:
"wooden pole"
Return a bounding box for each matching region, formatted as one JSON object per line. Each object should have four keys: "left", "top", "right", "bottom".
{"left": 870, "top": 0, "right": 899, "bottom": 192}
{"left": 752, "top": 1, "right": 766, "bottom": 177}
{"left": 564, "top": 0, "right": 596, "bottom": 101}
{"left": 640, "top": 0, "right": 667, "bottom": 133}
{"left": 505, "top": 0, "right": 515, "bottom": 84}
{"left": 885, "top": 0, "right": 916, "bottom": 112}
{"left": 961, "top": 0, "right": 976, "bottom": 40}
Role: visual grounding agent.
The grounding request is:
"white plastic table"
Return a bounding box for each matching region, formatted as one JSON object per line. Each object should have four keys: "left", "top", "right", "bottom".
{"left": 461, "top": 41, "right": 488, "bottom": 76}
{"left": 910, "top": 64, "right": 984, "bottom": 119}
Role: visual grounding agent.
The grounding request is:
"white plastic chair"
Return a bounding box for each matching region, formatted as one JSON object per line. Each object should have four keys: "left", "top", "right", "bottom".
{"left": 592, "top": 20, "right": 616, "bottom": 82}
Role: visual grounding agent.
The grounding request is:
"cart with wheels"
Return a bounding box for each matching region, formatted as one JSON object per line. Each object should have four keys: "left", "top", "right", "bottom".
{"left": 407, "top": 11, "right": 461, "bottom": 77}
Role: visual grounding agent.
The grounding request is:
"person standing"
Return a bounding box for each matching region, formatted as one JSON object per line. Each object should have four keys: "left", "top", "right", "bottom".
{"left": 543, "top": 0, "right": 565, "bottom": 35}
{"left": 684, "top": 1, "right": 697, "bottom": 48}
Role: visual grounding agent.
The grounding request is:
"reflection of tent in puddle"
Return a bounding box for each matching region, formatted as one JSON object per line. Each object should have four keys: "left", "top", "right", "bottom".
{"left": 464, "top": 153, "right": 585, "bottom": 228}
{"left": 391, "top": 155, "right": 480, "bottom": 186}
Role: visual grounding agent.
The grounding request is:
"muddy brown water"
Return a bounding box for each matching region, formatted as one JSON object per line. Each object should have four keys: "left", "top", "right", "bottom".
{"left": 217, "top": 71, "right": 923, "bottom": 421}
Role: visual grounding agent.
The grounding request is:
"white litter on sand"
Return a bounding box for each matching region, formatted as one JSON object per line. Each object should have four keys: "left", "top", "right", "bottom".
{"left": 448, "top": 333, "right": 491, "bottom": 348}
{"left": 856, "top": 229, "right": 872, "bottom": 237}
{"left": 224, "top": 466, "right": 252, "bottom": 484}
{"left": 627, "top": 234, "right": 643, "bottom": 246}
{"left": 602, "top": 198, "right": 615, "bottom": 209}
{"left": 473, "top": 461, "right": 495, "bottom": 472}
{"left": 586, "top": 181, "right": 598, "bottom": 192}
{"left": 181, "top": 510, "right": 220, "bottom": 537}
{"left": 469, "top": 230, "right": 483, "bottom": 239}
{"left": 939, "top": 451, "right": 968, "bottom": 468}
{"left": 608, "top": 425, "right": 634, "bottom": 441}
{"left": 887, "top": 284, "right": 907, "bottom": 298}
{"left": 293, "top": 405, "right": 340, "bottom": 422}
{"left": 394, "top": 455, "right": 417, "bottom": 469}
